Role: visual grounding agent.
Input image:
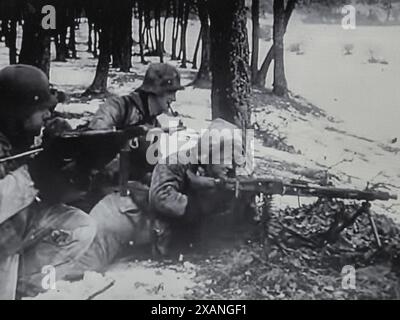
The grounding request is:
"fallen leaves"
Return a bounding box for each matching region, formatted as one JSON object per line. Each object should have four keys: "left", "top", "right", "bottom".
{"left": 187, "top": 198, "right": 400, "bottom": 300}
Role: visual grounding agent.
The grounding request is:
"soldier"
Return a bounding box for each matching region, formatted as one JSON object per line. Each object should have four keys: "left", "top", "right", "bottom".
{"left": 0, "top": 65, "right": 96, "bottom": 299}
{"left": 89, "top": 63, "right": 183, "bottom": 130}
{"left": 71, "top": 63, "right": 184, "bottom": 274}
{"left": 88, "top": 62, "right": 184, "bottom": 184}
{"left": 149, "top": 119, "right": 246, "bottom": 257}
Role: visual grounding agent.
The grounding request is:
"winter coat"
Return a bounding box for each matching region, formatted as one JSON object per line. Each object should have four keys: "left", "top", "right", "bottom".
{"left": 88, "top": 90, "right": 159, "bottom": 182}
{"left": 149, "top": 157, "right": 194, "bottom": 219}
{"left": 89, "top": 91, "right": 158, "bottom": 130}
{"left": 0, "top": 131, "right": 96, "bottom": 299}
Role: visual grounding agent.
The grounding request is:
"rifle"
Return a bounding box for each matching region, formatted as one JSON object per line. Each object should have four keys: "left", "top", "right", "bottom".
{"left": 216, "top": 177, "right": 398, "bottom": 248}
{"left": 0, "top": 147, "right": 43, "bottom": 164}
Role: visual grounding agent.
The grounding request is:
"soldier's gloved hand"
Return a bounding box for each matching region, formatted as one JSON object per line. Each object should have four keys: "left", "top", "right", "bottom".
{"left": 186, "top": 169, "right": 216, "bottom": 191}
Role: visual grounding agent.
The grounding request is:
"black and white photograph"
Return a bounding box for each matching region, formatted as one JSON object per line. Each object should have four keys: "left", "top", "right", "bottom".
{"left": 0, "top": 0, "right": 399, "bottom": 305}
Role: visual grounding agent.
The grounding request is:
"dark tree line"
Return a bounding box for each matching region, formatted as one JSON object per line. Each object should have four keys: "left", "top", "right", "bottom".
{"left": 0, "top": 0, "right": 300, "bottom": 127}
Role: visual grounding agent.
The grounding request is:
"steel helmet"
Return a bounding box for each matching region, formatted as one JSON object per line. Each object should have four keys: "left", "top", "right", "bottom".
{"left": 0, "top": 64, "right": 58, "bottom": 118}
{"left": 137, "top": 63, "right": 184, "bottom": 95}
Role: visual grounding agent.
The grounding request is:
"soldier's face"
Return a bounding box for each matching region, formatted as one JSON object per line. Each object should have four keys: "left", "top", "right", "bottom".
{"left": 160, "top": 91, "right": 177, "bottom": 112}
{"left": 24, "top": 108, "right": 52, "bottom": 135}
{"left": 149, "top": 91, "right": 177, "bottom": 116}
{"left": 164, "top": 91, "right": 177, "bottom": 104}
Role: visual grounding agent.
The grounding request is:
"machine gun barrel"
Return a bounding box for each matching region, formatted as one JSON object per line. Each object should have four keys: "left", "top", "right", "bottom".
{"left": 218, "top": 177, "right": 397, "bottom": 249}
{"left": 283, "top": 183, "right": 397, "bottom": 201}
{"left": 218, "top": 177, "right": 397, "bottom": 201}
{"left": 58, "top": 125, "right": 149, "bottom": 139}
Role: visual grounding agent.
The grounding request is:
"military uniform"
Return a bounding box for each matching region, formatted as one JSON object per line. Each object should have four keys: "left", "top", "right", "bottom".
{"left": 149, "top": 154, "right": 235, "bottom": 256}
{"left": 89, "top": 63, "right": 184, "bottom": 130}
{"left": 89, "top": 91, "right": 157, "bottom": 130}
{"left": 149, "top": 119, "right": 245, "bottom": 256}
{"left": 72, "top": 63, "right": 184, "bottom": 274}
{"left": 88, "top": 90, "right": 159, "bottom": 183}
{"left": 0, "top": 65, "right": 96, "bottom": 300}
{"left": 88, "top": 63, "right": 184, "bottom": 184}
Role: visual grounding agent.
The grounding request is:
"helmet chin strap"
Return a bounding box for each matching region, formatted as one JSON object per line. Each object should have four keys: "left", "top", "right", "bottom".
{"left": 148, "top": 95, "right": 163, "bottom": 117}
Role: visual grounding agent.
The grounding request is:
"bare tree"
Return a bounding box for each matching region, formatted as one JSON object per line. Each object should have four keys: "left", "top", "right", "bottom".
{"left": 19, "top": 0, "right": 52, "bottom": 78}
{"left": 272, "top": 0, "right": 287, "bottom": 96}
{"left": 112, "top": 0, "right": 133, "bottom": 71}
{"left": 191, "top": 26, "right": 202, "bottom": 69}
{"left": 84, "top": 0, "right": 114, "bottom": 95}
{"left": 193, "top": 0, "right": 211, "bottom": 87}
{"left": 137, "top": 0, "right": 147, "bottom": 64}
{"left": 251, "top": 0, "right": 260, "bottom": 84}
{"left": 255, "top": 0, "right": 296, "bottom": 89}
{"left": 179, "top": 0, "right": 190, "bottom": 68}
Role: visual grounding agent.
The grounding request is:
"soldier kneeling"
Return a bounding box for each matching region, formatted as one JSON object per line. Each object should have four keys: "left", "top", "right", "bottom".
{"left": 0, "top": 65, "right": 96, "bottom": 299}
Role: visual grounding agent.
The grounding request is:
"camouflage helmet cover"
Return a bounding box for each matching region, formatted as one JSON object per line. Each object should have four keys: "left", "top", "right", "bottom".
{"left": 137, "top": 63, "right": 184, "bottom": 95}
{"left": 0, "top": 64, "right": 58, "bottom": 118}
{"left": 196, "top": 118, "right": 246, "bottom": 167}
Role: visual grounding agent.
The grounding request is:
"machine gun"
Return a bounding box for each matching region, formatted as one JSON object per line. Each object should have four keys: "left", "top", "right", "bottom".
{"left": 0, "top": 123, "right": 187, "bottom": 213}
{"left": 0, "top": 125, "right": 150, "bottom": 165}
{"left": 216, "top": 177, "right": 398, "bottom": 248}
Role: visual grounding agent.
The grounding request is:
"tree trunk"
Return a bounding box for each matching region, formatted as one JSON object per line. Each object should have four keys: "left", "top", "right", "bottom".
{"left": 162, "top": 14, "right": 168, "bottom": 53}
{"left": 171, "top": 2, "right": 176, "bottom": 59}
{"left": 87, "top": 20, "right": 93, "bottom": 52}
{"left": 171, "top": 0, "right": 180, "bottom": 60}
{"left": 85, "top": 9, "right": 113, "bottom": 95}
{"left": 6, "top": 20, "right": 17, "bottom": 65}
{"left": 255, "top": 0, "right": 296, "bottom": 88}
{"left": 144, "top": 28, "right": 149, "bottom": 49}
{"left": 192, "top": 27, "right": 202, "bottom": 69}
{"left": 251, "top": 0, "right": 260, "bottom": 84}
{"left": 111, "top": 0, "right": 132, "bottom": 70}
{"left": 209, "top": 0, "right": 251, "bottom": 128}
{"left": 19, "top": 0, "right": 52, "bottom": 78}
{"left": 385, "top": 0, "right": 392, "bottom": 21}
{"left": 147, "top": 27, "right": 155, "bottom": 52}
{"left": 119, "top": 9, "right": 133, "bottom": 72}
{"left": 272, "top": 0, "right": 289, "bottom": 96}
{"left": 155, "top": 5, "right": 164, "bottom": 62}
{"left": 93, "top": 25, "right": 99, "bottom": 58}
{"left": 177, "top": 0, "right": 184, "bottom": 60}
{"left": 255, "top": 44, "right": 273, "bottom": 87}
{"left": 54, "top": 2, "right": 68, "bottom": 62}
{"left": 55, "top": 29, "right": 68, "bottom": 62}
{"left": 112, "top": 45, "right": 122, "bottom": 69}
{"left": 180, "top": 1, "right": 189, "bottom": 68}
{"left": 138, "top": 3, "right": 147, "bottom": 64}
{"left": 68, "top": 17, "right": 77, "bottom": 59}
{"left": 111, "top": 0, "right": 133, "bottom": 71}
{"left": 194, "top": 0, "right": 211, "bottom": 88}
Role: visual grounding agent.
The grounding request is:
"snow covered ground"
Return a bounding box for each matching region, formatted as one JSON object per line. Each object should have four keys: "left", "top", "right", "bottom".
{"left": 1, "top": 14, "right": 399, "bottom": 299}
{"left": 31, "top": 261, "right": 197, "bottom": 300}
{"left": 283, "top": 17, "right": 400, "bottom": 142}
